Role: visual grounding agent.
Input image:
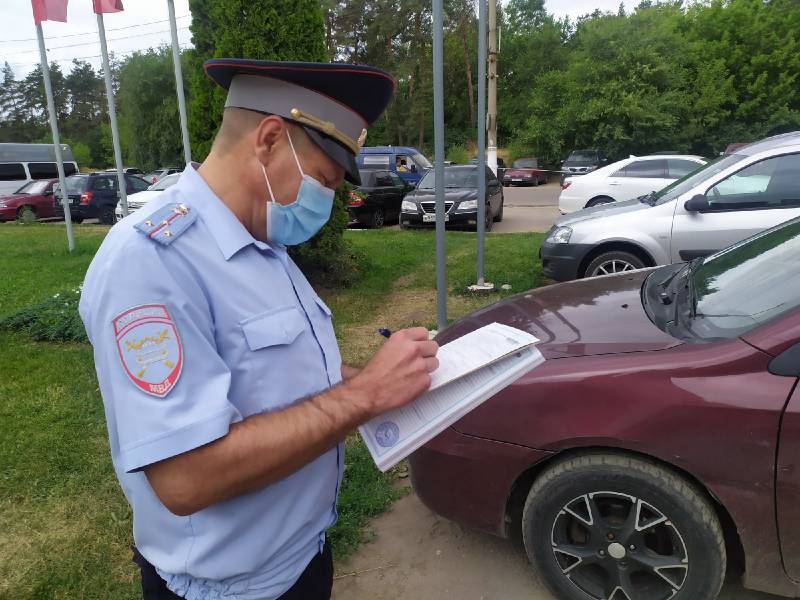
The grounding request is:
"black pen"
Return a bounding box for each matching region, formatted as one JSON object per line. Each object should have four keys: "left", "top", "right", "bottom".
{"left": 377, "top": 327, "right": 392, "bottom": 338}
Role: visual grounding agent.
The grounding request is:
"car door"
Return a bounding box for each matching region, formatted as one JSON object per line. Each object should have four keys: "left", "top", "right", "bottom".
{"left": 486, "top": 167, "right": 501, "bottom": 214}
{"left": 670, "top": 152, "right": 800, "bottom": 262}
{"left": 386, "top": 172, "right": 407, "bottom": 219}
{"left": 613, "top": 159, "right": 669, "bottom": 200}
{"left": 372, "top": 171, "right": 393, "bottom": 214}
{"left": 92, "top": 176, "right": 117, "bottom": 206}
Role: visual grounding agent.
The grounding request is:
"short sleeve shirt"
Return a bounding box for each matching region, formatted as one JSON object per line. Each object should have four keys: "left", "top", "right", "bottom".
{"left": 79, "top": 164, "right": 344, "bottom": 600}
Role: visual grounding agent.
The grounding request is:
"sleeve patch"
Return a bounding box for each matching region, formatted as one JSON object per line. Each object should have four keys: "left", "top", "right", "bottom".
{"left": 113, "top": 304, "right": 183, "bottom": 398}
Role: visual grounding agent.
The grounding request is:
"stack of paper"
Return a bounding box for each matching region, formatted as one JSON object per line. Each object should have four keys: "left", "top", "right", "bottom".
{"left": 359, "top": 322, "right": 544, "bottom": 472}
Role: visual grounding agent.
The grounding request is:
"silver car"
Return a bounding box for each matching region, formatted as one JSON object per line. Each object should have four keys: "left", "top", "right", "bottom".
{"left": 540, "top": 131, "right": 800, "bottom": 280}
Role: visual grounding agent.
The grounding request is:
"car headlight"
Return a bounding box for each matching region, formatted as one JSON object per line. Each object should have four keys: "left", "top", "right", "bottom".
{"left": 458, "top": 199, "right": 478, "bottom": 211}
{"left": 0, "top": 202, "right": 7, "bottom": 208}
{"left": 546, "top": 226, "right": 573, "bottom": 244}
{"left": 401, "top": 200, "right": 418, "bottom": 212}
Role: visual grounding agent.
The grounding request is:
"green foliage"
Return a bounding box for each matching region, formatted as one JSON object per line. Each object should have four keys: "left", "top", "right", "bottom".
{"left": 187, "top": 0, "right": 327, "bottom": 160}
{"left": 446, "top": 142, "right": 471, "bottom": 164}
{"left": 0, "top": 286, "right": 87, "bottom": 343}
{"left": 116, "top": 47, "right": 190, "bottom": 172}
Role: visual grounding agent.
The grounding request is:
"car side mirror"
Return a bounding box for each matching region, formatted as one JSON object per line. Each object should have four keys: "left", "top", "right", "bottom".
{"left": 684, "top": 194, "right": 709, "bottom": 213}
{"left": 44, "top": 189, "right": 53, "bottom": 196}
{"left": 410, "top": 165, "right": 417, "bottom": 173}
{"left": 769, "top": 342, "right": 800, "bottom": 377}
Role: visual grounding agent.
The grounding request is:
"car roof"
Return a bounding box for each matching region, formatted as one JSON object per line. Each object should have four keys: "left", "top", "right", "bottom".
{"left": 631, "top": 154, "right": 706, "bottom": 161}
{"left": 736, "top": 131, "right": 800, "bottom": 156}
{"left": 359, "top": 146, "right": 421, "bottom": 154}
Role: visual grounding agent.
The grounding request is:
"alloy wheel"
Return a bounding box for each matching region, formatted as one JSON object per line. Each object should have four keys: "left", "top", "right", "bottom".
{"left": 591, "top": 260, "right": 637, "bottom": 276}
{"left": 551, "top": 491, "right": 688, "bottom": 600}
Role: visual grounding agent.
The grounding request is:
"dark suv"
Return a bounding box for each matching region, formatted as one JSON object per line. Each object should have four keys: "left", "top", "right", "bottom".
{"left": 54, "top": 173, "right": 150, "bottom": 224}
{"left": 559, "top": 148, "right": 608, "bottom": 184}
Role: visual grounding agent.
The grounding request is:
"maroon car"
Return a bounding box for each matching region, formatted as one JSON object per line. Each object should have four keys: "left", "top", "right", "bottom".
{"left": 411, "top": 217, "right": 800, "bottom": 599}
{"left": 502, "top": 157, "right": 548, "bottom": 186}
{"left": 0, "top": 178, "right": 57, "bottom": 221}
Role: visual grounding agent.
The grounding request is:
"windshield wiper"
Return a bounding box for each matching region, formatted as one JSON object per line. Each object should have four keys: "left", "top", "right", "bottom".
{"left": 672, "top": 258, "right": 703, "bottom": 323}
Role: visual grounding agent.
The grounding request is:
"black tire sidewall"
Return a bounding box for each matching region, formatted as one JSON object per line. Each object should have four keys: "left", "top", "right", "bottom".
{"left": 371, "top": 207, "right": 384, "bottom": 229}
{"left": 524, "top": 461, "right": 724, "bottom": 600}
{"left": 100, "top": 205, "right": 115, "bottom": 225}
{"left": 584, "top": 251, "right": 645, "bottom": 278}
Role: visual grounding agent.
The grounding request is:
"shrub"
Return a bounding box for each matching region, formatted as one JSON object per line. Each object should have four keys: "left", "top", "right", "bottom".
{"left": 446, "top": 143, "right": 471, "bottom": 165}
{"left": 0, "top": 286, "right": 87, "bottom": 343}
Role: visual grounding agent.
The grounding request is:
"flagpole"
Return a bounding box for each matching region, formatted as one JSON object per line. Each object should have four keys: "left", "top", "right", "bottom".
{"left": 167, "top": 0, "right": 191, "bottom": 165}
{"left": 96, "top": 11, "right": 128, "bottom": 217}
{"left": 35, "top": 21, "right": 74, "bottom": 252}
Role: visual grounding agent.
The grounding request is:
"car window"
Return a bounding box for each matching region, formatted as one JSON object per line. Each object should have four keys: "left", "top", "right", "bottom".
{"left": 64, "top": 176, "right": 88, "bottom": 194}
{"left": 388, "top": 172, "right": 404, "bottom": 187}
{"left": 150, "top": 173, "right": 180, "bottom": 190}
{"left": 128, "top": 176, "right": 150, "bottom": 193}
{"left": 655, "top": 154, "right": 745, "bottom": 205}
{"left": 15, "top": 180, "right": 51, "bottom": 194}
{"left": 375, "top": 171, "right": 393, "bottom": 187}
{"left": 418, "top": 168, "right": 477, "bottom": 189}
{"left": 357, "top": 170, "right": 374, "bottom": 187}
{"left": 615, "top": 159, "right": 666, "bottom": 178}
{"left": 361, "top": 154, "right": 391, "bottom": 167}
{"left": 0, "top": 163, "right": 27, "bottom": 180}
{"left": 705, "top": 153, "right": 800, "bottom": 211}
{"left": 513, "top": 158, "right": 537, "bottom": 168}
{"left": 689, "top": 218, "right": 800, "bottom": 338}
{"left": 667, "top": 159, "right": 702, "bottom": 180}
{"left": 27, "top": 162, "right": 59, "bottom": 179}
{"left": 93, "top": 177, "right": 116, "bottom": 192}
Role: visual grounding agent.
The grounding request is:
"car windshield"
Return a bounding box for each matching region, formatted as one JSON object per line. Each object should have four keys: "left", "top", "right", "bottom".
{"left": 417, "top": 168, "right": 477, "bottom": 189}
{"left": 654, "top": 154, "right": 746, "bottom": 205}
{"left": 686, "top": 218, "right": 800, "bottom": 338}
{"left": 566, "top": 151, "right": 596, "bottom": 164}
{"left": 14, "top": 180, "right": 50, "bottom": 194}
{"left": 513, "top": 159, "right": 536, "bottom": 168}
{"left": 413, "top": 153, "right": 432, "bottom": 169}
{"left": 63, "top": 176, "right": 87, "bottom": 194}
{"left": 150, "top": 173, "right": 180, "bottom": 190}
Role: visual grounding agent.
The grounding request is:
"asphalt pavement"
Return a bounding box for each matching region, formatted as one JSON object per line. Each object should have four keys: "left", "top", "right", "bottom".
{"left": 493, "top": 181, "right": 561, "bottom": 233}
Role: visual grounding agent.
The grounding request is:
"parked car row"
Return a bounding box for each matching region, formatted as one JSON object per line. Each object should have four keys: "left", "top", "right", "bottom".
{"left": 411, "top": 131, "right": 800, "bottom": 600}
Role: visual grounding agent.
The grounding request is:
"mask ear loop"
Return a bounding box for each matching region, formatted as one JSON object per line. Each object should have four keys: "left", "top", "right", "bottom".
{"left": 285, "top": 128, "right": 305, "bottom": 177}
{"left": 261, "top": 164, "right": 277, "bottom": 203}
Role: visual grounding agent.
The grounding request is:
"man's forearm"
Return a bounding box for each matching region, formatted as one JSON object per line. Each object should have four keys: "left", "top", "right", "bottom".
{"left": 341, "top": 364, "right": 361, "bottom": 380}
{"left": 145, "top": 381, "right": 371, "bottom": 516}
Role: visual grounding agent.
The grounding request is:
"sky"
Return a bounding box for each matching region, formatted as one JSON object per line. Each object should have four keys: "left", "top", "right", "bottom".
{"left": 1, "top": 0, "right": 623, "bottom": 79}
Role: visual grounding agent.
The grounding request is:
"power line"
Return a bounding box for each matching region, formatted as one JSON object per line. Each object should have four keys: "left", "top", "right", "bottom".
{"left": 0, "top": 14, "right": 191, "bottom": 43}
{"left": 5, "top": 26, "right": 191, "bottom": 56}
{"left": 7, "top": 43, "right": 194, "bottom": 69}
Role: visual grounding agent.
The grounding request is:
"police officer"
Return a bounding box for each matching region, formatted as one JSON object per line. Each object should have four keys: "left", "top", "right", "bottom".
{"left": 79, "top": 59, "right": 439, "bottom": 600}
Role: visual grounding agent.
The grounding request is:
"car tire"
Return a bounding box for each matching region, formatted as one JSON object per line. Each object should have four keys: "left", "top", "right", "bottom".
{"left": 586, "top": 196, "right": 616, "bottom": 208}
{"left": 70, "top": 216, "right": 84, "bottom": 224}
{"left": 100, "top": 205, "right": 116, "bottom": 225}
{"left": 494, "top": 198, "right": 504, "bottom": 222}
{"left": 16, "top": 205, "right": 36, "bottom": 223}
{"left": 583, "top": 251, "right": 646, "bottom": 278}
{"left": 369, "top": 207, "right": 385, "bottom": 229}
{"left": 522, "top": 453, "right": 726, "bottom": 600}
{"left": 482, "top": 206, "right": 493, "bottom": 232}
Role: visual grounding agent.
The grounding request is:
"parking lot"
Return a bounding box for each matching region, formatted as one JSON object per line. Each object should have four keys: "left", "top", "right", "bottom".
{"left": 494, "top": 181, "right": 561, "bottom": 233}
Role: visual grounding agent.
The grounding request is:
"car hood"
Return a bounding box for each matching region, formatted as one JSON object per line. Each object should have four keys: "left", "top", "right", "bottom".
{"left": 554, "top": 197, "right": 652, "bottom": 226}
{"left": 505, "top": 168, "right": 536, "bottom": 176}
{"left": 412, "top": 189, "right": 478, "bottom": 202}
{"left": 0, "top": 192, "right": 43, "bottom": 205}
{"left": 437, "top": 270, "right": 680, "bottom": 359}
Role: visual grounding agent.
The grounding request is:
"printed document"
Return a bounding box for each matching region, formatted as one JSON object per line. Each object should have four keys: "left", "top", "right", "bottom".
{"left": 359, "top": 322, "right": 544, "bottom": 471}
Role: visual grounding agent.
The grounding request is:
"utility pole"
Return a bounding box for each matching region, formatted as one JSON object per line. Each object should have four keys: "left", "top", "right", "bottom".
{"left": 487, "top": 0, "right": 498, "bottom": 175}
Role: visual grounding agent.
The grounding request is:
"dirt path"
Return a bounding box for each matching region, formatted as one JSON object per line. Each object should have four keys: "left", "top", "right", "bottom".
{"left": 332, "top": 485, "right": 782, "bottom": 600}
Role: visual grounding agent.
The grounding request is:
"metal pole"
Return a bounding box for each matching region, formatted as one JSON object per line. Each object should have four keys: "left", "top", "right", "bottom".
{"left": 433, "top": 0, "right": 447, "bottom": 330}
{"left": 35, "top": 23, "right": 74, "bottom": 252}
{"left": 487, "top": 0, "right": 498, "bottom": 175}
{"left": 97, "top": 12, "right": 128, "bottom": 217}
{"left": 476, "top": 0, "right": 487, "bottom": 285}
{"left": 168, "top": 0, "right": 191, "bottom": 165}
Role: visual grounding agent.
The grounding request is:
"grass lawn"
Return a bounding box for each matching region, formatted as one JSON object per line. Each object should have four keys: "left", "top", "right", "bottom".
{"left": 0, "top": 222, "right": 544, "bottom": 598}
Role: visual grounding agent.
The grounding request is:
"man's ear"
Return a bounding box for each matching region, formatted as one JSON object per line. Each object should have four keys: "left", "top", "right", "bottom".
{"left": 253, "top": 115, "right": 286, "bottom": 166}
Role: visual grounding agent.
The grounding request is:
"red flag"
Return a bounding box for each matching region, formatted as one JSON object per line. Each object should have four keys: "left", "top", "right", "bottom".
{"left": 92, "top": 0, "right": 123, "bottom": 13}
{"left": 31, "top": 0, "right": 69, "bottom": 24}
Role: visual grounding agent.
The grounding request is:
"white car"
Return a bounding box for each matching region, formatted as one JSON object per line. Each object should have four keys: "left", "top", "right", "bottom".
{"left": 115, "top": 172, "right": 180, "bottom": 221}
{"left": 558, "top": 154, "right": 707, "bottom": 214}
{"left": 541, "top": 132, "right": 800, "bottom": 281}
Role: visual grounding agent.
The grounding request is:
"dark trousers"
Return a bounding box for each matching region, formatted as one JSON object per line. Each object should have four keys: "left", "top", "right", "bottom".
{"left": 132, "top": 541, "right": 333, "bottom": 600}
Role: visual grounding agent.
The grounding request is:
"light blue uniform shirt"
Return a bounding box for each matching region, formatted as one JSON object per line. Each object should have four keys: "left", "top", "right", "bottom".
{"left": 79, "top": 164, "right": 344, "bottom": 600}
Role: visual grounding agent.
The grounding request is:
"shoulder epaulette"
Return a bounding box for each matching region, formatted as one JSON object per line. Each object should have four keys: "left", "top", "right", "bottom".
{"left": 134, "top": 203, "right": 197, "bottom": 246}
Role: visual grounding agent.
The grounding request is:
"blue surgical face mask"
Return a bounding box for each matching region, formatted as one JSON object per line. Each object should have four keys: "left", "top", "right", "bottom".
{"left": 261, "top": 129, "right": 335, "bottom": 246}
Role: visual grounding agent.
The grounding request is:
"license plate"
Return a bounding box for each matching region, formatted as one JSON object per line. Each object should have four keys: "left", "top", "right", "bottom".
{"left": 513, "top": 178, "right": 523, "bottom": 182}
{"left": 422, "top": 213, "right": 448, "bottom": 223}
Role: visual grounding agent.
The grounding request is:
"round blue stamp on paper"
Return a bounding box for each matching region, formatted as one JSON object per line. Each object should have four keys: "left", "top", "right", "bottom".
{"left": 375, "top": 421, "right": 400, "bottom": 448}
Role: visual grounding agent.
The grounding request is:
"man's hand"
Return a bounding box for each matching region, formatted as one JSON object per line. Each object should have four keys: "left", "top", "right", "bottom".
{"left": 347, "top": 327, "right": 438, "bottom": 417}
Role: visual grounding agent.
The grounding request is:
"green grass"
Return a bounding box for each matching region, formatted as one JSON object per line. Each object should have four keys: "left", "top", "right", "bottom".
{"left": 0, "top": 222, "right": 545, "bottom": 597}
